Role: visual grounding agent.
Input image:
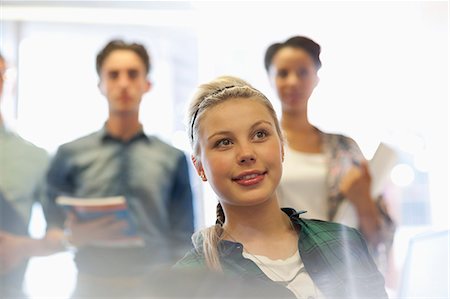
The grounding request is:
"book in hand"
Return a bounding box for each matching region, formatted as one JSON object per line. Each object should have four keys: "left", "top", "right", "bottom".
{"left": 333, "top": 142, "right": 398, "bottom": 228}
{"left": 56, "top": 195, "right": 145, "bottom": 248}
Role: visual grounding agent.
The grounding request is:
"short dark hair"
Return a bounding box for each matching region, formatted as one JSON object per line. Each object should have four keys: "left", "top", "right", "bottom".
{"left": 264, "top": 36, "right": 322, "bottom": 72}
{"left": 96, "top": 39, "right": 151, "bottom": 75}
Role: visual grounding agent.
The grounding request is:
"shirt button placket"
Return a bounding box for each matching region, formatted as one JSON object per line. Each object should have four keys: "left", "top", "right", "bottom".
{"left": 119, "top": 143, "right": 130, "bottom": 196}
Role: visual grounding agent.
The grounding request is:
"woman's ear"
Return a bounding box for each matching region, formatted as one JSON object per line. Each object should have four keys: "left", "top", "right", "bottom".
{"left": 281, "top": 145, "right": 285, "bottom": 162}
{"left": 144, "top": 79, "right": 152, "bottom": 93}
{"left": 191, "top": 155, "right": 207, "bottom": 181}
{"left": 191, "top": 155, "right": 200, "bottom": 174}
{"left": 314, "top": 75, "right": 320, "bottom": 88}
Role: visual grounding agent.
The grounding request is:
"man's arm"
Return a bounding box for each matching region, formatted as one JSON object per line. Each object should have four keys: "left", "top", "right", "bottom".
{"left": 0, "top": 228, "right": 64, "bottom": 275}
{"left": 168, "top": 154, "right": 195, "bottom": 259}
{"left": 0, "top": 149, "right": 70, "bottom": 275}
{"left": 43, "top": 147, "right": 74, "bottom": 229}
{"left": 0, "top": 163, "right": 64, "bottom": 276}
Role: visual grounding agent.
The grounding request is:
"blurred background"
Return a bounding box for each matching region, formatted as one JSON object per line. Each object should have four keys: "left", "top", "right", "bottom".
{"left": 1, "top": 1, "right": 448, "bottom": 298}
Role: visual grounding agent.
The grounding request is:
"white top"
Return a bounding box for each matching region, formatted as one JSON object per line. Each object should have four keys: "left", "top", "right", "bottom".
{"left": 278, "top": 147, "right": 329, "bottom": 220}
{"left": 278, "top": 146, "right": 359, "bottom": 228}
{"left": 243, "top": 250, "right": 324, "bottom": 299}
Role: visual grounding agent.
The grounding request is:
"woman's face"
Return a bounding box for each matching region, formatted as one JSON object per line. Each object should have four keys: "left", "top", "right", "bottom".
{"left": 194, "top": 98, "right": 283, "bottom": 209}
{"left": 269, "top": 46, "right": 319, "bottom": 114}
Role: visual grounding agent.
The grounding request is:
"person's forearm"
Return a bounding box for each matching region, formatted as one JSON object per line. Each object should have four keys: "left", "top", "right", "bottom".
{"left": 23, "top": 228, "right": 65, "bottom": 257}
{"left": 356, "top": 197, "right": 382, "bottom": 246}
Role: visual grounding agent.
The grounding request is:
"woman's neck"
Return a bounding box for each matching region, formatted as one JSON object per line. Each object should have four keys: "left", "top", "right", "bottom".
{"left": 281, "top": 110, "right": 322, "bottom": 153}
{"left": 222, "top": 198, "right": 298, "bottom": 259}
{"left": 281, "top": 109, "right": 314, "bottom": 133}
{"left": 106, "top": 112, "right": 142, "bottom": 141}
{"left": 222, "top": 198, "right": 291, "bottom": 241}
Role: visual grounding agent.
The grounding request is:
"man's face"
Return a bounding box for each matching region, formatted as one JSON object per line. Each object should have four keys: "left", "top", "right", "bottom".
{"left": 0, "top": 58, "right": 6, "bottom": 99}
{"left": 98, "top": 50, "right": 151, "bottom": 115}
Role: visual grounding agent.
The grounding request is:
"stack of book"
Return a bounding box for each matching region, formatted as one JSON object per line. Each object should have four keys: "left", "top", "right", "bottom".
{"left": 56, "top": 195, "right": 144, "bottom": 248}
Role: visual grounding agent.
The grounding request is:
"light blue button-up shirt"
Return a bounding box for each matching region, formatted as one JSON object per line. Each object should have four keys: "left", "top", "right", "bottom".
{"left": 0, "top": 124, "right": 49, "bottom": 230}
{"left": 45, "top": 127, "right": 194, "bottom": 275}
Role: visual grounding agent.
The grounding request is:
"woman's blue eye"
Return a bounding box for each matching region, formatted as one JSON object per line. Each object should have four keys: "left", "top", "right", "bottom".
{"left": 216, "top": 139, "right": 232, "bottom": 147}
{"left": 254, "top": 130, "right": 268, "bottom": 139}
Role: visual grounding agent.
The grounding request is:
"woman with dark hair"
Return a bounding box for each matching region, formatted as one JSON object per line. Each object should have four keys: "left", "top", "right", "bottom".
{"left": 175, "top": 75, "right": 387, "bottom": 299}
{"left": 264, "top": 36, "right": 395, "bottom": 266}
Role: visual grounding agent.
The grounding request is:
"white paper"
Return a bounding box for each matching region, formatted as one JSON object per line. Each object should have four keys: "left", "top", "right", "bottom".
{"left": 333, "top": 142, "right": 398, "bottom": 225}
{"left": 368, "top": 142, "right": 398, "bottom": 198}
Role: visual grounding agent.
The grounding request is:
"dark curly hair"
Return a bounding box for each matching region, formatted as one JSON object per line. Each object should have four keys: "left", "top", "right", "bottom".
{"left": 96, "top": 39, "right": 151, "bottom": 75}
{"left": 264, "top": 36, "right": 322, "bottom": 72}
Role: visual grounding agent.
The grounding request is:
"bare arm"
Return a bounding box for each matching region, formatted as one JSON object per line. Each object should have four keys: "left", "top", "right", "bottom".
{"left": 0, "top": 212, "right": 127, "bottom": 275}
{"left": 0, "top": 228, "right": 64, "bottom": 275}
{"left": 340, "top": 161, "right": 382, "bottom": 246}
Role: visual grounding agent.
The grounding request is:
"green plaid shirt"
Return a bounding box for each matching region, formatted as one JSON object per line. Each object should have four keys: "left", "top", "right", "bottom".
{"left": 175, "top": 208, "right": 387, "bottom": 299}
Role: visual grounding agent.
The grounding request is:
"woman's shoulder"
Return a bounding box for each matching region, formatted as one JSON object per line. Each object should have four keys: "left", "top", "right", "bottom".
{"left": 173, "top": 247, "right": 207, "bottom": 269}
{"left": 174, "top": 229, "right": 211, "bottom": 270}
{"left": 285, "top": 209, "right": 365, "bottom": 243}
{"left": 298, "top": 218, "right": 368, "bottom": 249}
{"left": 321, "top": 131, "right": 358, "bottom": 146}
{"left": 298, "top": 218, "right": 387, "bottom": 298}
{"left": 300, "top": 218, "right": 359, "bottom": 233}
{"left": 320, "top": 130, "right": 364, "bottom": 159}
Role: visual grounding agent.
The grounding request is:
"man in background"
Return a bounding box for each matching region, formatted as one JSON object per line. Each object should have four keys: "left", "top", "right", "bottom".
{"left": 44, "top": 40, "right": 194, "bottom": 297}
{"left": 0, "top": 52, "right": 52, "bottom": 298}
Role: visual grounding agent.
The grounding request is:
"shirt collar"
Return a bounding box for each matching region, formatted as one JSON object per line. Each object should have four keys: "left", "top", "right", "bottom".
{"left": 282, "top": 207, "right": 307, "bottom": 217}
{"left": 218, "top": 239, "right": 244, "bottom": 257}
{"left": 99, "top": 124, "right": 150, "bottom": 144}
{"left": 217, "top": 208, "right": 308, "bottom": 257}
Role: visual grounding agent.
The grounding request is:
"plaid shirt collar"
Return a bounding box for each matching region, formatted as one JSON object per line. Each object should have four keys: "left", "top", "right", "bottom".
{"left": 217, "top": 208, "right": 307, "bottom": 257}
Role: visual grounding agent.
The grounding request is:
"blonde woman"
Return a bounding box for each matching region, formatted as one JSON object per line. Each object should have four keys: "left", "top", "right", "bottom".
{"left": 175, "top": 76, "right": 387, "bottom": 299}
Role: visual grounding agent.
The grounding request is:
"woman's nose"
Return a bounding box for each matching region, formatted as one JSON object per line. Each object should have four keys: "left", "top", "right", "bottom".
{"left": 237, "top": 145, "right": 256, "bottom": 165}
{"left": 239, "top": 155, "right": 255, "bottom": 164}
{"left": 286, "top": 72, "right": 300, "bottom": 86}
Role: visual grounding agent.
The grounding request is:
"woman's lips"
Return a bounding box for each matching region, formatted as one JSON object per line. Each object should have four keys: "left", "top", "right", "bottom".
{"left": 232, "top": 172, "right": 267, "bottom": 186}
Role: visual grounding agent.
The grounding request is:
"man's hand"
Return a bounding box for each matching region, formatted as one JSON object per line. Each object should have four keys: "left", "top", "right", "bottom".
{"left": 64, "top": 212, "right": 128, "bottom": 248}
